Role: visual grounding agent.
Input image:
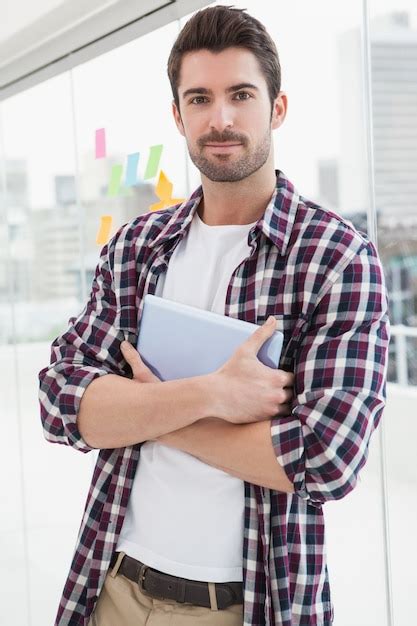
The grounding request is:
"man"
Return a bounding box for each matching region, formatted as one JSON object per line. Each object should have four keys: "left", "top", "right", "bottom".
{"left": 38, "top": 6, "right": 390, "bottom": 626}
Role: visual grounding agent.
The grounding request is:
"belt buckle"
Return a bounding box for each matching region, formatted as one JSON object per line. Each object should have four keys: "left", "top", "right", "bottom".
{"left": 138, "top": 563, "right": 149, "bottom": 592}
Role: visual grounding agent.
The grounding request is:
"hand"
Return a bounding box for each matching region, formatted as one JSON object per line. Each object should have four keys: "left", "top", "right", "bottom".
{"left": 120, "top": 341, "right": 161, "bottom": 384}
{"left": 209, "top": 316, "right": 295, "bottom": 425}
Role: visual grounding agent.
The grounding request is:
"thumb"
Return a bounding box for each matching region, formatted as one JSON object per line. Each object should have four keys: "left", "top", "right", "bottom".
{"left": 244, "top": 316, "right": 277, "bottom": 354}
{"left": 120, "top": 341, "right": 160, "bottom": 383}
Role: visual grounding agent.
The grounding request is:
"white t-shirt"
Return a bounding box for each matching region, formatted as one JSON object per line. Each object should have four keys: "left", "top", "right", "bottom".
{"left": 116, "top": 209, "right": 257, "bottom": 582}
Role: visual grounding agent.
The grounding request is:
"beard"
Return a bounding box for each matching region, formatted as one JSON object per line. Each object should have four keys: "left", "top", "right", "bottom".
{"left": 187, "top": 127, "right": 272, "bottom": 183}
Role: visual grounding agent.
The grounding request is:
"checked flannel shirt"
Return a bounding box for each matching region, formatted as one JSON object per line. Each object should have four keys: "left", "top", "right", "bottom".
{"left": 38, "top": 169, "right": 390, "bottom": 625}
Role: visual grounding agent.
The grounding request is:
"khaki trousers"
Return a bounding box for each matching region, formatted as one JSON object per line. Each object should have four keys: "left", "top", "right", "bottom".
{"left": 88, "top": 552, "right": 244, "bottom": 625}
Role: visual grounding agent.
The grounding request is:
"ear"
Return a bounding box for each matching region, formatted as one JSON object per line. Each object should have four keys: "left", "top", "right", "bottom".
{"left": 271, "top": 91, "right": 288, "bottom": 131}
{"left": 172, "top": 100, "right": 185, "bottom": 137}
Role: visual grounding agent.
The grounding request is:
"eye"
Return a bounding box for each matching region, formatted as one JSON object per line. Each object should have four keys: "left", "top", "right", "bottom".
{"left": 234, "top": 91, "right": 252, "bottom": 101}
{"left": 190, "top": 96, "right": 208, "bottom": 105}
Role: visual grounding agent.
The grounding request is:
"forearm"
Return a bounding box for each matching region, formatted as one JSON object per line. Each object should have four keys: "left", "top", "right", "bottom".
{"left": 157, "top": 418, "right": 295, "bottom": 493}
{"left": 77, "top": 373, "right": 212, "bottom": 449}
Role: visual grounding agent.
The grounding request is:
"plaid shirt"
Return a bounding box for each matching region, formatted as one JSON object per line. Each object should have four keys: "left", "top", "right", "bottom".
{"left": 38, "top": 169, "right": 390, "bottom": 626}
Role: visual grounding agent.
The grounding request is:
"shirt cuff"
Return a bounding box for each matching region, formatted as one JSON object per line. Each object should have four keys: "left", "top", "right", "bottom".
{"left": 59, "top": 367, "right": 110, "bottom": 453}
{"left": 270, "top": 416, "right": 323, "bottom": 508}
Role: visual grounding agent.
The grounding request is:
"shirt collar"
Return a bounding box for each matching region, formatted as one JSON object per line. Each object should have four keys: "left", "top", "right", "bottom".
{"left": 147, "top": 169, "right": 300, "bottom": 256}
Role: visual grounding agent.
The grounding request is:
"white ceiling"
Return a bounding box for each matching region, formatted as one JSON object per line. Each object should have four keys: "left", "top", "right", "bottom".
{"left": 0, "top": 0, "right": 165, "bottom": 90}
{"left": 0, "top": 0, "right": 208, "bottom": 98}
{"left": 1, "top": 0, "right": 69, "bottom": 43}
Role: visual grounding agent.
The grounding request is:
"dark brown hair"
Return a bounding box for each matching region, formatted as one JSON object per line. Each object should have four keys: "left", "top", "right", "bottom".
{"left": 167, "top": 5, "right": 281, "bottom": 112}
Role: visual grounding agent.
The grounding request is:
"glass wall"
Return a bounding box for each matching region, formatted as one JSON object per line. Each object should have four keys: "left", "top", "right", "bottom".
{"left": 0, "top": 1, "right": 414, "bottom": 624}
{"left": 0, "top": 73, "right": 95, "bottom": 625}
{"left": 369, "top": 2, "right": 417, "bottom": 625}
{"left": 234, "top": 2, "right": 388, "bottom": 625}
{"left": 0, "top": 19, "right": 188, "bottom": 625}
{"left": 0, "top": 124, "right": 28, "bottom": 623}
{"left": 70, "top": 19, "right": 189, "bottom": 288}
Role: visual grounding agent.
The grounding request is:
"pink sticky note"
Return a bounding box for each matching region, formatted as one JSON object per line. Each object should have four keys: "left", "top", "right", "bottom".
{"left": 95, "top": 128, "right": 106, "bottom": 159}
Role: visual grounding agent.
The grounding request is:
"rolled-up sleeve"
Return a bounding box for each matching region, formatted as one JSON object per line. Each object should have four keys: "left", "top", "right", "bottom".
{"left": 38, "top": 233, "right": 128, "bottom": 453}
{"left": 271, "top": 240, "right": 391, "bottom": 507}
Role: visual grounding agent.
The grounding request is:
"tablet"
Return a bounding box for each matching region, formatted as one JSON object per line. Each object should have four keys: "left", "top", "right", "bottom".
{"left": 136, "top": 294, "right": 284, "bottom": 381}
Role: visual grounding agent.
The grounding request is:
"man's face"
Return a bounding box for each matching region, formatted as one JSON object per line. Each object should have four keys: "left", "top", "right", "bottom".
{"left": 172, "top": 47, "right": 286, "bottom": 183}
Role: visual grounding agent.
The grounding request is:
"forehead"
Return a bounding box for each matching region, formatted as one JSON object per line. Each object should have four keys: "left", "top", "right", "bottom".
{"left": 178, "top": 47, "right": 267, "bottom": 94}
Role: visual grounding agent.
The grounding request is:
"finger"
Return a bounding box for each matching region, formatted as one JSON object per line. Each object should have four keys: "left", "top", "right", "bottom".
{"left": 275, "top": 402, "right": 293, "bottom": 416}
{"left": 121, "top": 340, "right": 140, "bottom": 365}
{"left": 120, "top": 341, "right": 160, "bottom": 383}
{"left": 279, "top": 388, "right": 294, "bottom": 402}
{"left": 243, "top": 316, "right": 277, "bottom": 354}
{"left": 280, "top": 402, "right": 292, "bottom": 416}
{"left": 120, "top": 341, "right": 143, "bottom": 378}
{"left": 278, "top": 370, "right": 295, "bottom": 388}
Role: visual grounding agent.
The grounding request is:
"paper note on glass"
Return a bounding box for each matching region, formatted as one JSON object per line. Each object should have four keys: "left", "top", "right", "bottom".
{"left": 95, "top": 128, "right": 106, "bottom": 159}
{"left": 144, "top": 144, "right": 163, "bottom": 179}
{"left": 150, "top": 170, "right": 184, "bottom": 211}
{"left": 125, "top": 152, "right": 140, "bottom": 187}
{"left": 96, "top": 215, "right": 113, "bottom": 244}
{"left": 107, "top": 164, "right": 123, "bottom": 196}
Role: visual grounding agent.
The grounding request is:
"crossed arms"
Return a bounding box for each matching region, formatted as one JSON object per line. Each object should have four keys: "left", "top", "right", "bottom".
{"left": 38, "top": 236, "right": 390, "bottom": 505}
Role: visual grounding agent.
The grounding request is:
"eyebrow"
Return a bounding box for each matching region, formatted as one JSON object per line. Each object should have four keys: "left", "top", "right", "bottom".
{"left": 182, "top": 83, "right": 259, "bottom": 100}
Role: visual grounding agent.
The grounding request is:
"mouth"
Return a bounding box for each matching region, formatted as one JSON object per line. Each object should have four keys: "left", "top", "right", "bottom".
{"left": 204, "top": 143, "right": 242, "bottom": 152}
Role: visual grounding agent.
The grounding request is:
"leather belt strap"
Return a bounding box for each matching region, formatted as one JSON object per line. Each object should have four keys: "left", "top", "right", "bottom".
{"left": 110, "top": 552, "right": 243, "bottom": 610}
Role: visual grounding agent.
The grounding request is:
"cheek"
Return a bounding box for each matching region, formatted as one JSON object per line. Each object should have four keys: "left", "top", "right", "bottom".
{"left": 246, "top": 108, "right": 269, "bottom": 129}
{"left": 182, "top": 118, "right": 204, "bottom": 144}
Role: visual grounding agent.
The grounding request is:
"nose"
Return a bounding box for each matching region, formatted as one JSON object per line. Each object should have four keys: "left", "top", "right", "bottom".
{"left": 208, "top": 101, "right": 234, "bottom": 133}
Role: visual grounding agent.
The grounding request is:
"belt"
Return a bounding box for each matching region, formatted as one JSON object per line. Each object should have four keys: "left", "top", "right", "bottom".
{"left": 110, "top": 552, "right": 243, "bottom": 610}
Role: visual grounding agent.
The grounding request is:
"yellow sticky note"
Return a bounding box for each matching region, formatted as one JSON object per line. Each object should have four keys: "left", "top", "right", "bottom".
{"left": 96, "top": 215, "right": 113, "bottom": 244}
{"left": 149, "top": 170, "right": 184, "bottom": 211}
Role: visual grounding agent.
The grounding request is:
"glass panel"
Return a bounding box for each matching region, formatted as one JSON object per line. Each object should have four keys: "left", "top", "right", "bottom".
{"left": 0, "top": 103, "right": 29, "bottom": 626}
{"left": 70, "top": 19, "right": 187, "bottom": 277}
{"left": 369, "top": 3, "right": 417, "bottom": 625}
{"left": 1, "top": 74, "right": 95, "bottom": 625}
{"left": 1, "top": 17, "right": 187, "bottom": 626}
{"left": 204, "top": 1, "right": 388, "bottom": 624}
{"left": 8, "top": 20, "right": 194, "bottom": 617}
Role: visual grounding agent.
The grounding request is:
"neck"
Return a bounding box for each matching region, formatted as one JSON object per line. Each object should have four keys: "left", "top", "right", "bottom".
{"left": 197, "top": 161, "right": 277, "bottom": 226}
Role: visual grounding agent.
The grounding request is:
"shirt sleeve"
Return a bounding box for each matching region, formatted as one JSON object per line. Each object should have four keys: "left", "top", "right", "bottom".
{"left": 271, "top": 239, "right": 391, "bottom": 507}
{"left": 38, "top": 231, "right": 129, "bottom": 453}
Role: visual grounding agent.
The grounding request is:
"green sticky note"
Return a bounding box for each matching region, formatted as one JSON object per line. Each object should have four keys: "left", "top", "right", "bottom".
{"left": 107, "top": 164, "right": 123, "bottom": 196}
{"left": 144, "top": 144, "right": 163, "bottom": 179}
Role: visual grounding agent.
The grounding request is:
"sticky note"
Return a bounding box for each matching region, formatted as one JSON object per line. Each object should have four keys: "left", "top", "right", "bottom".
{"left": 125, "top": 152, "right": 140, "bottom": 187}
{"left": 144, "top": 144, "right": 163, "bottom": 179}
{"left": 95, "top": 128, "right": 106, "bottom": 159}
{"left": 149, "top": 170, "right": 184, "bottom": 211}
{"left": 96, "top": 216, "right": 112, "bottom": 244}
{"left": 107, "top": 164, "right": 123, "bottom": 196}
{"left": 155, "top": 170, "right": 172, "bottom": 200}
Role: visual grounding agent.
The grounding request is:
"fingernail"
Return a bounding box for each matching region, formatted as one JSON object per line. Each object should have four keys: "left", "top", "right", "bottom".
{"left": 267, "top": 316, "right": 275, "bottom": 325}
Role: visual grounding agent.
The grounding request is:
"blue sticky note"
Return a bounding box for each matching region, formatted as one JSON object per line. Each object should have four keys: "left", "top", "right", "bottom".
{"left": 125, "top": 152, "right": 140, "bottom": 187}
